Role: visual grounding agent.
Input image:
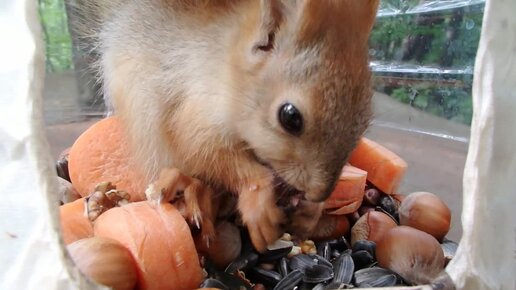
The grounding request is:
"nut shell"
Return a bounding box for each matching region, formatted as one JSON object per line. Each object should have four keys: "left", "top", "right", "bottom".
{"left": 67, "top": 237, "right": 139, "bottom": 290}
{"left": 351, "top": 211, "right": 397, "bottom": 245}
{"left": 399, "top": 191, "right": 451, "bottom": 241}
{"left": 376, "top": 226, "right": 445, "bottom": 285}
{"left": 196, "top": 221, "right": 241, "bottom": 269}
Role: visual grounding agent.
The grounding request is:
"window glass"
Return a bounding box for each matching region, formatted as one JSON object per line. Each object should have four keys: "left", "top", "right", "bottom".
{"left": 40, "top": 0, "right": 486, "bottom": 241}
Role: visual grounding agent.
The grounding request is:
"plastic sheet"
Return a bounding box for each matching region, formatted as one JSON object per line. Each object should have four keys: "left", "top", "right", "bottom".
{"left": 378, "top": 0, "right": 485, "bottom": 17}
{"left": 371, "top": 61, "right": 473, "bottom": 78}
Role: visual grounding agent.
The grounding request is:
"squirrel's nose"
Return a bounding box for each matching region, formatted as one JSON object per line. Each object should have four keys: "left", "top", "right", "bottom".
{"left": 304, "top": 172, "right": 339, "bottom": 202}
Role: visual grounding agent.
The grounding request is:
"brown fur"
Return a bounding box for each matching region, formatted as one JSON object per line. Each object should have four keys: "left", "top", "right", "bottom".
{"left": 79, "top": 0, "right": 379, "bottom": 251}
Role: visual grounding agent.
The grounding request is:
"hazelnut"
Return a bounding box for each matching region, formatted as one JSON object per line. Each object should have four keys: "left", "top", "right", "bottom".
{"left": 376, "top": 226, "right": 445, "bottom": 285}
{"left": 351, "top": 211, "right": 397, "bottom": 245}
{"left": 195, "top": 221, "right": 241, "bottom": 269}
{"left": 399, "top": 192, "right": 451, "bottom": 241}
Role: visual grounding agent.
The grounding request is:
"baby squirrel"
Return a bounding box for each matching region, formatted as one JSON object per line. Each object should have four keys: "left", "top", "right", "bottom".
{"left": 75, "top": 0, "right": 379, "bottom": 252}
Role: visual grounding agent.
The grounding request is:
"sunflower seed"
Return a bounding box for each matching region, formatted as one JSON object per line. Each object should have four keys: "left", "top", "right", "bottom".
{"left": 225, "top": 252, "right": 259, "bottom": 273}
{"left": 312, "top": 254, "right": 333, "bottom": 269}
{"left": 199, "top": 278, "right": 229, "bottom": 290}
{"left": 333, "top": 251, "right": 354, "bottom": 284}
{"left": 323, "top": 281, "right": 354, "bottom": 289}
{"left": 441, "top": 239, "right": 458, "bottom": 260}
{"left": 303, "top": 264, "right": 334, "bottom": 283}
{"left": 378, "top": 195, "right": 399, "bottom": 220}
{"left": 278, "top": 257, "right": 289, "bottom": 277}
{"left": 353, "top": 267, "right": 395, "bottom": 286}
{"left": 357, "top": 274, "right": 398, "bottom": 288}
{"left": 289, "top": 254, "right": 317, "bottom": 273}
{"left": 260, "top": 239, "right": 294, "bottom": 262}
{"left": 351, "top": 250, "right": 375, "bottom": 270}
{"left": 273, "top": 269, "right": 303, "bottom": 290}
{"left": 248, "top": 267, "right": 282, "bottom": 286}
{"left": 351, "top": 240, "right": 376, "bottom": 259}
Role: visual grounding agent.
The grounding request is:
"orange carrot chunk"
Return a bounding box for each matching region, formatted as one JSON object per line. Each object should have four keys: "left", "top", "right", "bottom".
{"left": 324, "top": 165, "right": 367, "bottom": 215}
{"left": 60, "top": 197, "right": 93, "bottom": 245}
{"left": 94, "top": 201, "right": 203, "bottom": 290}
{"left": 68, "top": 117, "right": 147, "bottom": 201}
{"left": 348, "top": 137, "right": 407, "bottom": 194}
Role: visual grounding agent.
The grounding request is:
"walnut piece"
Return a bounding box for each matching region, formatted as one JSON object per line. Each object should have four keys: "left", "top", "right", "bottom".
{"left": 86, "top": 182, "right": 131, "bottom": 221}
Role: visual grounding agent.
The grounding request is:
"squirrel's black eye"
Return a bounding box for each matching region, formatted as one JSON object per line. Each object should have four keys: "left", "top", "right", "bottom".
{"left": 278, "top": 103, "right": 303, "bottom": 135}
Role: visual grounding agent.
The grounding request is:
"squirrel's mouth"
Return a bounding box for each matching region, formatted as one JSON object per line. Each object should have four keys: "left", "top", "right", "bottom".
{"left": 249, "top": 150, "right": 307, "bottom": 211}
{"left": 273, "top": 174, "right": 307, "bottom": 213}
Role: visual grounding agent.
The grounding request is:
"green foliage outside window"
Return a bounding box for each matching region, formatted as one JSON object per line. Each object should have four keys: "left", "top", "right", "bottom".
{"left": 369, "top": 2, "right": 484, "bottom": 125}
{"left": 38, "top": 0, "right": 73, "bottom": 72}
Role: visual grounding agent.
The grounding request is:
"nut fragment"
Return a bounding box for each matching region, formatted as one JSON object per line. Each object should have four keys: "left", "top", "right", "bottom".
{"left": 106, "top": 189, "right": 131, "bottom": 206}
{"left": 87, "top": 191, "right": 111, "bottom": 221}
{"left": 300, "top": 240, "right": 317, "bottom": 255}
{"left": 288, "top": 246, "right": 302, "bottom": 258}
{"left": 86, "top": 182, "right": 131, "bottom": 221}
{"left": 281, "top": 233, "right": 292, "bottom": 241}
{"left": 95, "top": 181, "right": 117, "bottom": 194}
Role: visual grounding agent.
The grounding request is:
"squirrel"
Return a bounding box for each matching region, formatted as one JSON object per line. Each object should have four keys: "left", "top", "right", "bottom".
{"left": 71, "top": 0, "right": 379, "bottom": 252}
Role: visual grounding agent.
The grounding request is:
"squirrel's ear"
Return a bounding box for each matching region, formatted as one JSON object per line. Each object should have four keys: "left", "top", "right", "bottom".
{"left": 252, "top": 0, "right": 283, "bottom": 53}
{"left": 296, "top": 0, "right": 380, "bottom": 47}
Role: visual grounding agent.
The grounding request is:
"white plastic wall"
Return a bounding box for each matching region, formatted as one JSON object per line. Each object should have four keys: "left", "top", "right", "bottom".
{"left": 0, "top": 1, "right": 102, "bottom": 289}
{"left": 446, "top": 0, "right": 516, "bottom": 288}
{"left": 0, "top": 0, "right": 514, "bottom": 289}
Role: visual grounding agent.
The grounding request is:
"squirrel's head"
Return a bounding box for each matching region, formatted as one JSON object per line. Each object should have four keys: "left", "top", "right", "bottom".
{"left": 230, "top": 0, "right": 379, "bottom": 202}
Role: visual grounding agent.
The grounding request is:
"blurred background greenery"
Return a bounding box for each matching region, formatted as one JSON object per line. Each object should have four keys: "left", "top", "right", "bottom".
{"left": 38, "top": 0, "right": 73, "bottom": 72}
{"left": 38, "top": 0, "right": 484, "bottom": 125}
{"left": 369, "top": 0, "right": 484, "bottom": 125}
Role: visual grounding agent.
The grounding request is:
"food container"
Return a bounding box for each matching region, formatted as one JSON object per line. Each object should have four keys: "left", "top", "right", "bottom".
{"left": 0, "top": 0, "right": 514, "bottom": 289}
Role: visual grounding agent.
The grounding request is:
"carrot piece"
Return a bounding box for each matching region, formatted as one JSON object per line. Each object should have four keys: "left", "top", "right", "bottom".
{"left": 348, "top": 137, "right": 407, "bottom": 194}
{"left": 324, "top": 165, "right": 367, "bottom": 215}
{"left": 94, "top": 201, "right": 203, "bottom": 290}
{"left": 68, "top": 117, "right": 147, "bottom": 201}
{"left": 60, "top": 197, "right": 93, "bottom": 245}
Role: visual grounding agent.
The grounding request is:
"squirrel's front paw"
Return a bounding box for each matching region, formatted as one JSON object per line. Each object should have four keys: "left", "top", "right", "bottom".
{"left": 182, "top": 179, "right": 216, "bottom": 245}
{"left": 146, "top": 168, "right": 216, "bottom": 245}
{"left": 238, "top": 183, "right": 285, "bottom": 252}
